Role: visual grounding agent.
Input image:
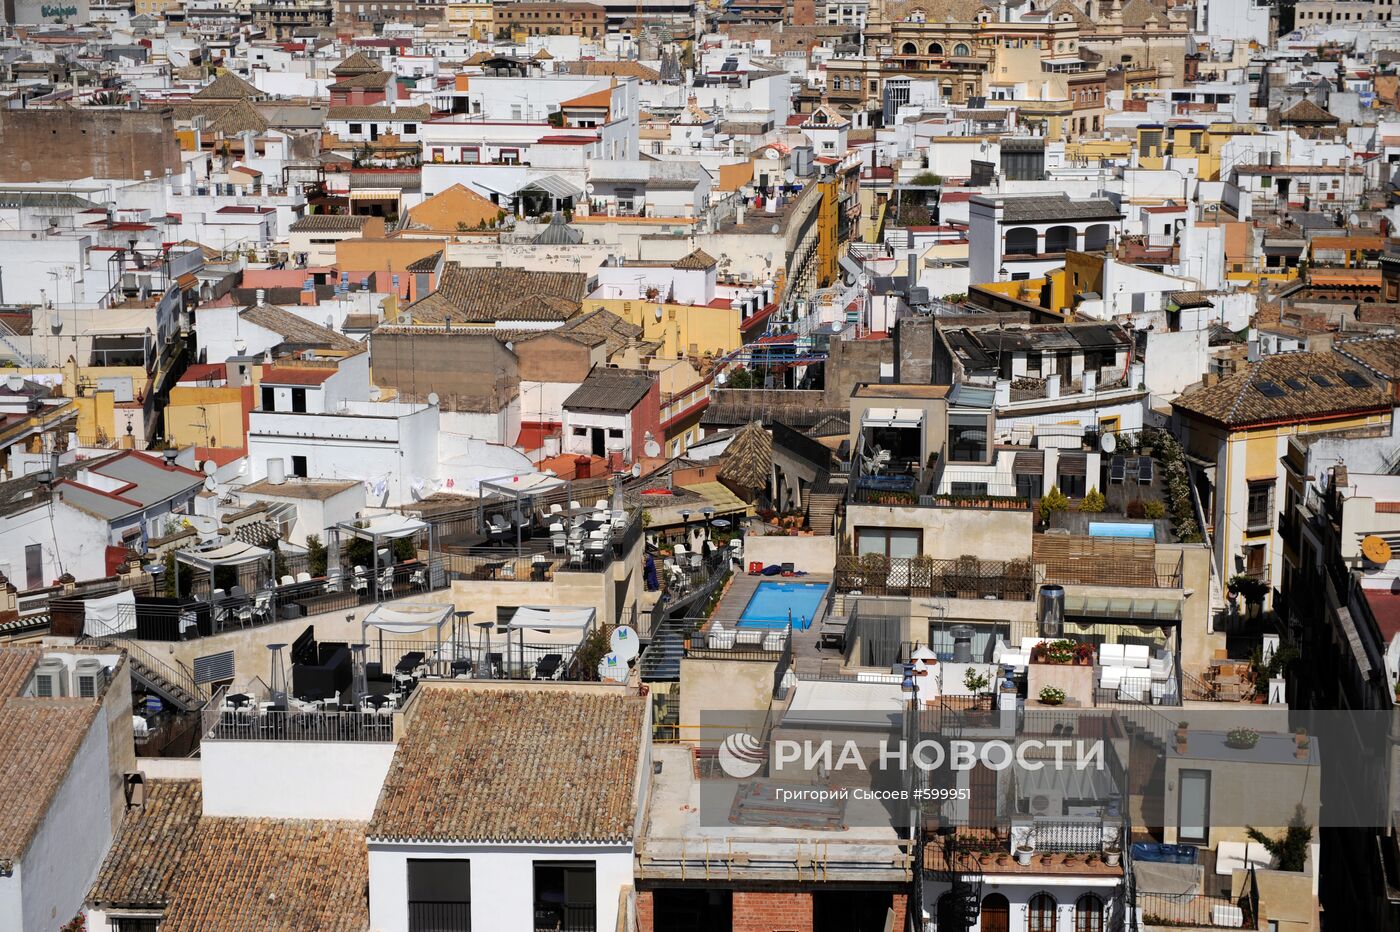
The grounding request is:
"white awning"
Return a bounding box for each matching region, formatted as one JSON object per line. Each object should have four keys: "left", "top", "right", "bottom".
{"left": 83, "top": 589, "right": 136, "bottom": 637}
{"left": 362, "top": 602, "right": 452, "bottom": 635}
{"left": 507, "top": 606, "right": 596, "bottom": 632}
{"left": 862, "top": 407, "right": 925, "bottom": 429}
{"left": 337, "top": 512, "right": 427, "bottom": 541}
{"left": 175, "top": 541, "right": 272, "bottom": 568}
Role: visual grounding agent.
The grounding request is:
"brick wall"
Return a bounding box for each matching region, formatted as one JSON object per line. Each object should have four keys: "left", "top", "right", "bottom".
{"left": 732, "top": 891, "right": 814, "bottom": 932}
{"left": 0, "top": 107, "right": 181, "bottom": 182}
{"left": 636, "top": 890, "right": 654, "bottom": 932}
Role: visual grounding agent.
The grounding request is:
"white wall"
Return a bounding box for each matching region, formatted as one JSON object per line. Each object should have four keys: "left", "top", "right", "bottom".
{"left": 1145, "top": 329, "right": 1210, "bottom": 400}
{"left": 367, "top": 842, "right": 633, "bottom": 932}
{"left": 201, "top": 740, "right": 396, "bottom": 820}
{"left": 22, "top": 710, "right": 114, "bottom": 932}
{"left": 0, "top": 501, "right": 110, "bottom": 589}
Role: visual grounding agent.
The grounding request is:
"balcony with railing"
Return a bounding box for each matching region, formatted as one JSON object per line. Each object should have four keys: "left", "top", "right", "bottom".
{"left": 834, "top": 554, "right": 1037, "bottom": 601}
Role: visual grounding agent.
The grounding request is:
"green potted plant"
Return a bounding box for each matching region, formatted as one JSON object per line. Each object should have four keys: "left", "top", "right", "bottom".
{"left": 1225, "top": 727, "right": 1260, "bottom": 750}
{"left": 964, "top": 667, "right": 990, "bottom": 708}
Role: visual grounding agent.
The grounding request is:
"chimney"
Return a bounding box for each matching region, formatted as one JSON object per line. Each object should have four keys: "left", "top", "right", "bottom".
{"left": 994, "top": 379, "right": 1011, "bottom": 405}
{"left": 256, "top": 289, "right": 266, "bottom": 306}
{"left": 1129, "top": 361, "right": 1145, "bottom": 387}
{"left": 1046, "top": 374, "right": 1060, "bottom": 399}
{"left": 1082, "top": 369, "right": 1097, "bottom": 393}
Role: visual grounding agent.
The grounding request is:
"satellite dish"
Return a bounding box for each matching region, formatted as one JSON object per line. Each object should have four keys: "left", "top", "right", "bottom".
{"left": 585, "top": 183, "right": 595, "bottom": 194}
{"left": 597, "top": 652, "right": 628, "bottom": 682}
{"left": 427, "top": 392, "right": 440, "bottom": 406}
{"left": 644, "top": 438, "right": 661, "bottom": 458}
{"left": 631, "top": 462, "right": 642, "bottom": 478}
{"left": 765, "top": 148, "right": 780, "bottom": 160}
{"left": 784, "top": 169, "right": 796, "bottom": 183}
{"left": 1100, "top": 431, "right": 1117, "bottom": 454}
{"left": 202, "top": 459, "right": 217, "bottom": 476}
{"left": 654, "top": 305, "right": 663, "bottom": 321}
{"left": 770, "top": 225, "right": 779, "bottom": 235}
{"left": 203, "top": 475, "right": 218, "bottom": 492}
{"left": 610, "top": 626, "right": 640, "bottom": 661}
{"left": 1362, "top": 535, "right": 1392, "bottom": 565}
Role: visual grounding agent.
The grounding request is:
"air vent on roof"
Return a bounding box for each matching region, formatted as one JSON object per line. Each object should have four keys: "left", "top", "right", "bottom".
{"left": 1339, "top": 370, "right": 1370, "bottom": 388}
{"left": 1255, "top": 381, "right": 1286, "bottom": 399}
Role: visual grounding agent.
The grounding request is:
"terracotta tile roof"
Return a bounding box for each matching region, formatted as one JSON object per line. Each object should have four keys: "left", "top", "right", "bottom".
{"left": 194, "top": 71, "right": 263, "bottom": 100}
{"left": 159, "top": 816, "right": 368, "bottom": 931}
{"left": 565, "top": 367, "right": 655, "bottom": 412}
{"left": 369, "top": 687, "right": 646, "bottom": 843}
{"left": 1336, "top": 335, "right": 1400, "bottom": 381}
{"left": 206, "top": 99, "right": 269, "bottom": 135}
{"left": 288, "top": 214, "right": 372, "bottom": 233}
{"left": 0, "top": 648, "right": 39, "bottom": 699}
{"left": 561, "top": 88, "right": 612, "bottom": 110}
{"left": 1281, "top": 98, "right": 1339, "bottom": 124}
{"left": 673, "top": 248, "right": 718, "bottom": 270}
{"left": 1173, "top": 351, "right": 1393, "bottom": 428}
{"left": 89, "top": 779, "right": 202, "bottom": 909}
{"left": 240, "top": 302, "right": 363, "bottom": 353}
{"left": 404, "top": 264, "right": 586, "bottom": 324}
{"left": 91, "top": 780, "right": 369, "bottom": 929}
{"left": 0, "top": 692, "right": 101, "bottom": 861}
{"left": 332, "top": 50, "right": 380, "bottom": 77}
{"left": 329, "top": 104, "right": 431, "bottom": 122}
{"left": 561, "top": 60, "right": 661, "bottom": 81}
{"left": 329, "top": 70, "right": 393, "bottom": 90}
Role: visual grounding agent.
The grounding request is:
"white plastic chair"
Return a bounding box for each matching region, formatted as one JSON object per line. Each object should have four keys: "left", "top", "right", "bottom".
{"left": 549, "top": 503, "right": 563, "bottom": 517}
{"left": 594, "top": 498, "right": 608, "bottom": 511}
{"left": 378, "top": 568, "right": 394, "bottom": 598}
{"left": 280, "top": 575, "right": 294, "bottom": 587}
{"left": 296, "top": 571, "right": 312, "bottom": 583}
{"left": 569, "top": 499, "right": 583, "bottom": 511}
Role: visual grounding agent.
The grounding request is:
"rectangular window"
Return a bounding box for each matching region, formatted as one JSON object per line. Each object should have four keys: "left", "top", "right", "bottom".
{"left": 855, "top": 527, "right": 921, "bottom": 559}
{"left": 461, "top": 146, "right": 480, "bottom": 163}
{"left": 111, "top": 920, "right": 160, "bottom": 932}
{"left": 1178, "top": 770, "right": 1211, "bottom": 843}
{"left": 408, "top": 859, "right": 471, "bottom": 931}
{"left": 499, "top": 148, "right": 520, "bottom": 165}
{"left": 290, "top": 456, "right": 308, "bottom": 478}
{"left": 534, "top": 861, "right": 596, "bottom": 932}
{"left": 291, "top": 388, "right": 307, "bottom": 413}
{"left": 948, "top": 413, "right": 988, "bottom": 463}
{"left": 403, "top": 123, "right": 417, "bottom": 134}
{"left": 25, "top": 543, "right": 42, "bottom": 590}
{"left": 261, "top": 385, "right": 275, "bottom": 411}
{"left": 1244, "top": 543, "right": 1267, "bottom": 579}
{"left": 349, "top": 123, "right": 363, "bottom": 134}
{"left": 1246, "top": 480, "right": 1274, "bottom": 532}
{"left": 607, "top": 428, "right": 623, "bottom": 438}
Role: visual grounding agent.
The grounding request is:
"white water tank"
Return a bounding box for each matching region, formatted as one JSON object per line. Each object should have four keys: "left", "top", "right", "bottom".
{"left": 267, "top": 458, "right": 287, "bottom": 485}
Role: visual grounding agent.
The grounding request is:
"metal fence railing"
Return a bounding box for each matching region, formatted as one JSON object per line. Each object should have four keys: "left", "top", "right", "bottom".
{"left": 1030, "top": 819, "right": 1109, "bottom": 854}
{"left": 1136, "top": 892, "right": 1253, "bottom": 928}
{"left": 203, "top": 686, "right": 395, "bottom": 743}
{"left": 834, "top": 554, "right": 1037, "bottom": 601}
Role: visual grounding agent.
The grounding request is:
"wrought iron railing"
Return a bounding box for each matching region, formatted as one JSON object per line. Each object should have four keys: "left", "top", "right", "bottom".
{"left": 202, "top": 686, "right": 396, "bottom": 743}
{"left": 408, "top": 901, "right": 471, "bottom": 931}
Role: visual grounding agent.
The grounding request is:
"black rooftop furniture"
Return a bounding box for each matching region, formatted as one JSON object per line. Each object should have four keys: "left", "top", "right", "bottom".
{"left": 1137, "top": 457, "right": 1153, "bottom": 485}
{"left": 1109, "top": 455, "right": 1126, "bottom": 483}
{"left": 396, "top": 652, "right": 426, "bottom": 675}
{"left": 365, "top": 694, "right": 393, "bottom": 710}
{"left": 534, "top": 654, "right": 564, "bottom": 680}
{"left": 290, "top": 626, "right": 352, "bottom": 703}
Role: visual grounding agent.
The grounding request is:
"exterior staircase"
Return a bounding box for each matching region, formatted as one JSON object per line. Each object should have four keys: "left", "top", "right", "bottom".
{"left": 88, "top": 637, "right": 206, "bottom": 711}
{"left": 804, "top": 472, "right": 845, "bottom": 536}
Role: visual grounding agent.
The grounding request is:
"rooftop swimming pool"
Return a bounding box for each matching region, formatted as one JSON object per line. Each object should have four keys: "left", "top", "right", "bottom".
{"left": 738, "top": 580, "right": 829, "bottom": 630}
{"left": 1088, "top": 521, "right": 1156, "bottom": 540}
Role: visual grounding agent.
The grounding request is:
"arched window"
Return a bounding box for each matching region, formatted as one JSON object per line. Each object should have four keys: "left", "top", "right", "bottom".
{"left": 1084, "top": 223, "right": 1112, "bottom": 251}
{"left": 982, "top": 893, "right": 1010, "bottom": 930}
{"left": 902, "top": 41, "right": 918, "bottom": 54}
{"left": 1045, "top": 225, "right": 1078, "bottom": 253}
{"left": 1084, "top": 0, "right": 1093, "bottom": 15}
{"left": 954, "top": 42, "right": 970, "bottom": 55}
{"left": 1005, "top": 227, "right": 1038, "bottom": 255}
{"left": 1076, "top": 893, "right": 1105, "bottom": 932}
{"left": 1029, "top": 892, "right": 1058, "bottom": 932}
{"left": 928, "top": 42, "right": 945, "bottom": 54}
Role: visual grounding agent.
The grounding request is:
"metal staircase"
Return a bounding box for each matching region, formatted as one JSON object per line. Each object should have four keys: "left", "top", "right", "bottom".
{"left": 87, "top": 636, "right": 206, "bottom": 711}
{"left": 803, "top": 471, "right": 845, "bottom": 536}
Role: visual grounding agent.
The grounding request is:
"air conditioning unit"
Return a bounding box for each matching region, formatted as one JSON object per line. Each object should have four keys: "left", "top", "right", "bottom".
{"left": 74, "top": 658, "right": 108, "bottom": 699}
{"left": 33, "top": 658, "right": 69, "bottom": 698}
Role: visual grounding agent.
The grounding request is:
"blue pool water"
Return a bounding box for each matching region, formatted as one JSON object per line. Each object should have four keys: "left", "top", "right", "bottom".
{"left": 738, "top": 581, "right": 829, "bottom": 630}
{"left": 1088, "top": 521, "right": 1156, "bottom": 540}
